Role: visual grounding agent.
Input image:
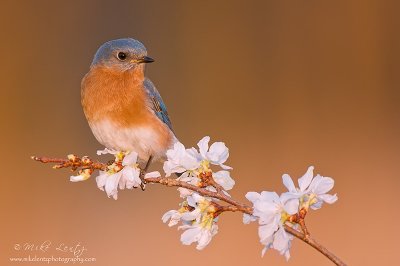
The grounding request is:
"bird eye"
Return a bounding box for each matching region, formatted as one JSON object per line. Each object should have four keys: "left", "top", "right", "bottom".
{"left": 117, "top": 52, "right": 127, "bottom": 61}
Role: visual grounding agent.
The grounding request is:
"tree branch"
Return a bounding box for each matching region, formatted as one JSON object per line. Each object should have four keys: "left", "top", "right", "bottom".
{"left": 32, "top": 155, "right": 346, "bottom": 266}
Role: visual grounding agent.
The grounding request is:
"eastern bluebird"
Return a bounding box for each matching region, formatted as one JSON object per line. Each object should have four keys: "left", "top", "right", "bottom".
{"left": 81, "top": 38, "right": 176, "bottom": 165}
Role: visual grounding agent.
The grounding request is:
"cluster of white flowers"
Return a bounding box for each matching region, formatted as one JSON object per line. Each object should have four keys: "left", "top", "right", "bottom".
{"left": 70, "top": 149, "right": 160, "bottom": 200}
{"left": 68, "top": 137, "right": 339, "bottom": 260}
{"left": 161, "top": 136, "right": 234, "bottom": 249}
{"left": 162, "top": 193, "right": 218, "bottom": 250}
{"left": 244, "top": 166, "right": 338, "bottom": 260}
{"left": 163, "top": 136, "right": 234, "bottom": 195}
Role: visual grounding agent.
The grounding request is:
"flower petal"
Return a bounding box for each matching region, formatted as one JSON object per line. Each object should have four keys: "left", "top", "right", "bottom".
{"left": 319, "top": 193, "right": 338, "bottom": 204}
{"left": 284, "top": 250, "right": 291, "bottom": 261}
{"left": 96, "top": 148, "right": 118, "bottom": 155}
{"left": 261, "top": 244, "right": 272, "bottom": 257}
{"left": 104, "top": 172, "right": 122, "bottom": 199}
{"left": 283, "top": 198, "right": 299, "bottom": 215}
{"left": 144, "top": 171, "right": 161, "bottom": 179}
{"left": 70, "top": 175, "right": 87, "bottom": 182}
{"left": 180, "top": 152, "right": 200, "bottom": 170}
{"left": 164, "top": 142, "right": 200, "bottom": 176}
{"left": 163, "top": 161, "right": 186, "bottom": 177}
{"left": 282, "top": 174, "right": 296, "bottom": 192}
{"left": 180, "top": 226, "right": 202, "bottom": 246}
{"left": 298, "top": 166, "right": 314, "bottom": 192}
{"left": 187, "top": 193, "right": 203, "bottom": 207}
{"left": 280, "top": 192, "right": 300, "bottom": 204}
{"left": 197, "top": 136, "right": 210, "bottom": 158}
{"left": 213, "top": 171, "right": 235, "bottom": 191}
{"left": 310, "top": 175, "right": 335, "bottom": 195}
{"left": 220, "top": 164, "right": 233, "bottom": 170}
{"left": 122, "top": 152, "right": 138, "bottom": 166}
{"left": 273, "top": 226, "right": 290, "bottom": 253}
{"left": 181, "top": 209, "right": 201, "bottom": 222}
{"left": 243, "top": 214, "right": 257, "bottom": 224}
{"left": 207, "top": 142, "right": 229, "bottom": 165}
{"left": 177, "top": 187, "right": 193, "bottom": 198}
{"left": 162, "top": 210, "right": 182, "bottom": 227}
{"left": 258, "top": 223, "right": 278, "bottom": 243}
{"left": 196, "top": 225, "right": 218, "bottom": 250}
{"left": 245, "top": 192, "right": 260, "bottom": 203}
{"left": 253, "top": 202, "right": 279, "bottom": 224}
{"left": 260, "top": 191, "right": 280, "bottom": 203}
{"left": 95, "top": 171, "right": 109, "bottom": 191}
{"left": 310, "top": 200, "right": 323, "bottom": 210}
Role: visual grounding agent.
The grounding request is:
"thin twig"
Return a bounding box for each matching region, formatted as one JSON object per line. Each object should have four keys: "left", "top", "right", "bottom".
{"left": 31, "top": 156, "right": 107, "bottom": 171}
{"left": 288, "top": 208, "right": 310, "bottom": 238}
{"left": 145, "top": 176, "right": 252, "bottom": 214}
{"left": 284, "top": 225, "right": 346, "bottom": 266}
{"left": 212, "top": 204, "right": 243, "bottom": 217}
{"left": 208, "top": 177, "right": 224, "bottom": 194}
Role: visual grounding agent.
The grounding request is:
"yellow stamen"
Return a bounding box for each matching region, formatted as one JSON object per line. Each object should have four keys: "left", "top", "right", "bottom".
{"left": 280, "top": 212, "right": 290, "bottom": 224}
{"left": 115, "top": 152, "right": 125, "bottom": 162}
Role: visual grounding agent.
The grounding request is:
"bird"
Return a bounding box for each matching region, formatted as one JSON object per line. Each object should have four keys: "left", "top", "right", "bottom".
{"left": 81, "top": 38, "right": 176, "bottom": 167}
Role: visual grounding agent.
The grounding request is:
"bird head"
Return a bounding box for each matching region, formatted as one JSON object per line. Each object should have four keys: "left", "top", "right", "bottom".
{"left": 90, "top": 38, "right": 154, "bottom": 72}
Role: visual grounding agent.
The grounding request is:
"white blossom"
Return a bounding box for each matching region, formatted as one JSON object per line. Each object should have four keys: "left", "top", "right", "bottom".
{"left": 282, "top": 166, "right": 338, "bottom": 210}
{"left": 243, "top": 167, "right": 338, "bottom": 259}
{"left": 180, "top": 193, "right": 218, "bottom": 249}
{"left": 163, "top": 142, "right": 201, "bottom": 176}
{"left": 95, "top": 151, "right": 160, "bottom": 200}
{"left": 119, "top": 152, "right": 142, "bottom": 190}
{"left": 95, "top": 170, "right": 123, "bottom": 200}
{"left": 162, "top": 194, "right": 204, "bottom": 227}
{"left": 261, "top": 226, "right": 293, "bottom": 260}
{"left": 245, "top": 191, "right": 297, "bottom": 260}
{"left": 162, "top": 193, "right": 218, "bottom": 250}
{"left": 163, "top": 136, "right": 233, "bottom": 177}
{"left": 179, "top": 223, "right": 218, "bottom": 250}
{"left": 163, "top": 137, "right": 235, "bottom": 197}
{"left": 162, "top": 210, "right": 184, "bottom": 227}
{"left": 197, "top": 136, "right": 232, "bottom": 169}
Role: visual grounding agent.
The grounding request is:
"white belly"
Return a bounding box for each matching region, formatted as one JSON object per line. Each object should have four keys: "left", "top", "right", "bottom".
{"left": 89, "top": 119, "right": 174, "bottom": 162}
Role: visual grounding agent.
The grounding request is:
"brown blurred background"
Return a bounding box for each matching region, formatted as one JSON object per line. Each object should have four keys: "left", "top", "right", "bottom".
{"left": 1, "top": 0, "right": 399, "bottom": 265}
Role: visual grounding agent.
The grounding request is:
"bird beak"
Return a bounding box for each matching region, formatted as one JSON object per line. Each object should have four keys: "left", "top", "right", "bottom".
{"left": 135, "top": 56, "right": 155, "bottom": 64}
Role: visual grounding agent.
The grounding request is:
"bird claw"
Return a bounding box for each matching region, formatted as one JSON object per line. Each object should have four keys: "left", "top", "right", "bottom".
{"left": 139, "top": 169, "right": 147, "bottom": 191}
{"left": 138, "top": 156, "right": 153, "bottom": 191}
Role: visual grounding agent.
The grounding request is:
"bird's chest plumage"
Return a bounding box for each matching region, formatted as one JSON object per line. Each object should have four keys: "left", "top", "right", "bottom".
{"left": 89, "top": 119, "right": 171, "bottom": 161}
{"left": 81, "top": 67, "right": 174, "bottom": 161}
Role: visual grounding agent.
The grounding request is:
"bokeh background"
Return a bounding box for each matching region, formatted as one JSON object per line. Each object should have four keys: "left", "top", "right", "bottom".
{"left": 1, "top": 0, "right": 399, "bottom": 265}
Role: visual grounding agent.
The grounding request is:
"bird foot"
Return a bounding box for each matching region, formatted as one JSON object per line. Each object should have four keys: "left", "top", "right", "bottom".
{"left": 138, "top": 156, "right": 153, "bottom": 191}
{"left": 139, "top": 170, "right": 147, "bottom": 191}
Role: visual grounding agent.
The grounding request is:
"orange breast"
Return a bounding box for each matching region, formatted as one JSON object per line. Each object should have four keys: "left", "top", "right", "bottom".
{"left": 81, "top": 66, "right": 174, "bottom": 158}
{"left": 81, "top": 66, "right": 150, "bottom": 127}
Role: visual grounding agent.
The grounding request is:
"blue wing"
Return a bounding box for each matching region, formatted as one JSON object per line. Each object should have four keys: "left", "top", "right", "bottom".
{"left": 143, "top": 78, "right": 174, "bottom": 133}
